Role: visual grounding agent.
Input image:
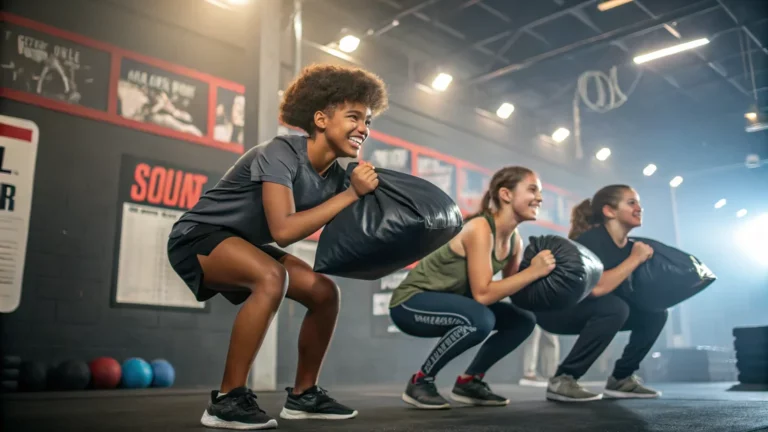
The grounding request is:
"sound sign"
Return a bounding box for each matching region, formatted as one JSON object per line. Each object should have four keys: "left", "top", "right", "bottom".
{"left": 111, "top": 154, "right": 220, "bottom": 310}
{"left": 0, "top": 115, "right": 39, "bottom": 314}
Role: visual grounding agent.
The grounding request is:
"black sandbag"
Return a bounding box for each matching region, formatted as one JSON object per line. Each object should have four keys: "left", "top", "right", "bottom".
{"left": 510, "top": 235, "right": 603, "bottom": 311}
{"left": 619, "top": 237, "right": 716, "bottom": 312}
{"left": 313, "top": 162, "right": 464, "bottom": 280}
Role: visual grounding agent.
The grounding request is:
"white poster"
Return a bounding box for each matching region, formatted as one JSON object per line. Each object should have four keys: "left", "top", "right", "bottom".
{"left": 0, "top": 115, "right": 39, "bottom": 313}
{"left": 115, "top": 202, "right": 204, "bottom": 309}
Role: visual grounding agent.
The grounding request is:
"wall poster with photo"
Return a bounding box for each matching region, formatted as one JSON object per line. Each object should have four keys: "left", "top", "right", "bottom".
{"left": 116, "top": 57, "right": 209, "bottom": 138}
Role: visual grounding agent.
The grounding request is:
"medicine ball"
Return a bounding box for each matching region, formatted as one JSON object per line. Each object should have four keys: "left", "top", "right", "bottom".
{"left": 121, "top": 358, "right": 153, "bottom": 389}
{"left": 89, "top": 357, "right": 122, "bottom": 389}
{"left": 150, "top": 359, "right": 175, "bottom": 388}
{"left": 52, "top": 360, "right": 91, "bottom": 390}
{"left": 18, "top": 360, "right": 48, "bottom": 392}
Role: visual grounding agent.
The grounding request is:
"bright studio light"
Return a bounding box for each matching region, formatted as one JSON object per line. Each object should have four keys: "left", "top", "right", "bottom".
{"left": 596, "top": 147, "right": 611, "bottom": 161}
{"left": 338, "top": 35, "right": 360, "bottom": 53}
{"left": 598, "top": 0, "right": 633, "bottom": 12}
{"left": 431, "top": 73, "right": 453, "bottom": 91}
{"left": 643, "top": 163, "right": 657, "bottom": 176}
{"left": 633, "top": 38, "right": 710, "bottom": 64}
{"left": 714, "top": 199, "right": 727, "bottom": 209}
{"left": 496, "top": 102, "right": 515, "bottom": 119}
{"left": 737, "top": 209, "right": 748, "bottom": 218}
{"left": 552, "top": 127, "right": 570, "bottom": 143}
{"left": 669, "top": 176, "right": 683, "bottom": 188}
{"left": 735, "top": 213, "right": 768, "bottom": 265}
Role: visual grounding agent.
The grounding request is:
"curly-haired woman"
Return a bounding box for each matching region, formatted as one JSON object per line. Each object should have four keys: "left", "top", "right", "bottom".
{"left": 167, "top": 64, "right": 389, "bottom": 429}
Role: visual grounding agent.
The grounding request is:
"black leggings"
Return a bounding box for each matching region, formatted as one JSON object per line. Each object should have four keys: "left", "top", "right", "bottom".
{"left": 390, "top": 292, "right": 536, "bottom": 377}
{"left": 536, "top": 294, "right": 668, "bottom": 380}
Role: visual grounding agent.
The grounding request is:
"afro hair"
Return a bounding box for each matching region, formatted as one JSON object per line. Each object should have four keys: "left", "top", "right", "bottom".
{"left": 279, "top": 64, "right": 389, "bottom": 135}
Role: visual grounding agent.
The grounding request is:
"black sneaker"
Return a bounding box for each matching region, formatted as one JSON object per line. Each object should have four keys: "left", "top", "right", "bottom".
{"left": 401, "top": 375, "right": 450, "bottom": 409}
{"left": 200, "top": 387, "right": 278, "bottom": 430}
{"left": 279, "top": 386, "right": 358, "bottom": 420}
{"left": 450, "top": 377, "right": 509, "bottom": 406}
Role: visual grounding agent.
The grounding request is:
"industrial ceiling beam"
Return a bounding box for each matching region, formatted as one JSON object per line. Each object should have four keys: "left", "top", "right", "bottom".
{"left": 371, "top": 0, "right": 511, "bottom": 63}
{"left": 633, "top": 0, "right": 750, "bottom": 97}
{"left": 716, "top": 0, "right": 768, "bottom": 56}
{"left": 466, "top": 0, "right": 719, "bottom": 85}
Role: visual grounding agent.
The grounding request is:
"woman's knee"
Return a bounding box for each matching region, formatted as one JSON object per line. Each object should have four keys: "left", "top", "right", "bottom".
{"left": 307, "top": 275, "right": 340, "bottom": 310}
{"left": 249, "top": 262, "right": 289, "bottom": 300}
{"left": 602, "top": 296, "right": 631, "bottom": 326}
{"left": 472, "top": 307, "right": 497, "bottom": 338}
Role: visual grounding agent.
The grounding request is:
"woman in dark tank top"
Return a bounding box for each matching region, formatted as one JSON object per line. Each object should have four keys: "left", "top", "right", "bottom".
{"left": 388, "top": 166, "right": 557, "bottom": 409}
{"left": 535, "top": 184, "right": 665, "bottom": 403}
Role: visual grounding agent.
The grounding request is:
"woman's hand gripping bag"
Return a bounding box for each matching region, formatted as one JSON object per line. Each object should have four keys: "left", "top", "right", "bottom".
{"left": 313, "top": 162, "right": 464, "bottom": 280}
{"left": 510, "top": 235, "right": 604, "bottom": 311}
{"left": 620, "top": 237, "right": 716, "bottom": 312}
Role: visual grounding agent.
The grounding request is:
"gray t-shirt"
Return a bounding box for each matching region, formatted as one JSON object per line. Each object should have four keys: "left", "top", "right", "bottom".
{"left": 171, "top": 134, "right": 347, "bottom": 246}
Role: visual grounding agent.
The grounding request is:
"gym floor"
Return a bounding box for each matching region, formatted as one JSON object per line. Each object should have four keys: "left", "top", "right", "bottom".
{"left": 3, "top": 382, "right": 767, "bottom": 431}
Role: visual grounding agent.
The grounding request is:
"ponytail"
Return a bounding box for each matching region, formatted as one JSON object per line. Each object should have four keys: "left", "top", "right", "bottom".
{"left": 568, "top": 184, "right": 632, "bottom": 239}
{"left": 568, "top": 198, "right": 596, "bottom": 240}
{"left": 465, "top": 190, "right": 492, "bottom": 221}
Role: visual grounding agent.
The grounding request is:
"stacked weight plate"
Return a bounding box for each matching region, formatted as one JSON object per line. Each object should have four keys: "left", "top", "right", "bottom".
{"left": 733, "top": 326, "right": 768, "bottom": 385}
{"left": 1, "top": 355, "right": 21, "bottom": 392}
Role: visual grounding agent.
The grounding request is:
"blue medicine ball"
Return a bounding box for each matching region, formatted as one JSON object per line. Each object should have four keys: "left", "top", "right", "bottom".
{"left": 150, "top": 359, "right": 175, "bottom": 388}
{"left": 121, "top": 358, "right": 153, "bottom": 389}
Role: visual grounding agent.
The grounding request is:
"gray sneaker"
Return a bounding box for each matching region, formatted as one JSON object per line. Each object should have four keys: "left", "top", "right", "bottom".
{"left": 546, "top": 375, "right": 603, "bottom": 402}
{"left": 604, "top": 375, "right": 661, "bottom": 399}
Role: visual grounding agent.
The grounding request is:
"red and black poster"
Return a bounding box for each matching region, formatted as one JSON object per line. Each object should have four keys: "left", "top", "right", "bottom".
{"left": 362, "top": 138, "right": 412, "bottom": 173}
{"left": 416, "top": 155, "right": 457, "bottom": 200}
{"left": 111, "top": 154, "right": 220, "bottom": 311}
{"left": 116, "top": 57, "right": 209, "bottom": 137}
{"left": 0, "top": 22, "right": 111, "bottom": 110}
{"left": 213, "top": 87, "right": 245, "bottom": 145}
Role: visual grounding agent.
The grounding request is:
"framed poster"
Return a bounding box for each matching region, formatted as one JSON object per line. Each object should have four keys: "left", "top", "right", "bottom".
{"left": 459, "top": 168, "right": 490, "bottom": 215}
{"left": 111, "top": 155, "right": 219, "bottom": 310}
{"left": 116, "top": 57, "right": 209, "bottom": 137}
{"left": 214, "top": 87, "right": 245, "bottom": 145}
{"left": 362, "top": 138, "right": 412, "bottom": 173}
{"left": 416, "top": 155, "right": 457, "bottom": 200}
{"left": 371, "top": 270, "right": 409, "bottom": 337}
{"left": 0, "top": 22, "right": 111, "bottom": 110}
{"left": 0, "top": 115, "right": 39, "bottom": 313}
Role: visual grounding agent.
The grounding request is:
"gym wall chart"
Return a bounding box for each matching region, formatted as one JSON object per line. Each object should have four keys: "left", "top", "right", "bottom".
{"left": 0, "top": 13, "right": 580, "bottom": 319}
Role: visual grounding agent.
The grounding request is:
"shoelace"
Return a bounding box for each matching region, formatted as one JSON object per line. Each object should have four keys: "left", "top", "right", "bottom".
{"left": 236, "top": 390, "right": 266, "bottom": 413}
{"left": 472, "top": 377, "right": 492, "bottom": 393}
{"left": 420, "top": 377, "right": 441, "bottom": 397}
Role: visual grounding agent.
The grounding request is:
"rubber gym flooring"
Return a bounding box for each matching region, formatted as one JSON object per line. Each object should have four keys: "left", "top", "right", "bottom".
{"left": 3, "top": 382, "right": 768, "bottom": 431}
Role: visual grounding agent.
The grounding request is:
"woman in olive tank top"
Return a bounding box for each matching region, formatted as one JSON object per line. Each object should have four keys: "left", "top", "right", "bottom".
{"left": 388, "top": 166, "right": 557, "bottom": 409}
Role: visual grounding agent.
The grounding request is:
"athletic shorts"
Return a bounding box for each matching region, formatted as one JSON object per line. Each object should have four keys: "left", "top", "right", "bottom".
{"left": 166, "top": 223, "right": 287, "bottom": 305}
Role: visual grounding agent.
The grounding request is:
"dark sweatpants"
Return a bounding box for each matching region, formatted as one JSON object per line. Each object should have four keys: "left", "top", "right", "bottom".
{"left": 535, "top": 294, "right": 668, "bottom": 380}
{"left": 390, "top": 292, "right": 536, "bottom": 377}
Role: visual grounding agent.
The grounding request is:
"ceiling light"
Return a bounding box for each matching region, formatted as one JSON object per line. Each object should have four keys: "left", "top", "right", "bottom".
{"left": 633, "top": 38, "right": 710, "bottom": 64}
{"left": 714, "top": 199, "right": 726, "bottom": 209}
{"left": 552, "top": 127, "right": 570, "bottom": 143}
{"left": 338, "top": 35, "right": 360, "bottom": 53}
{"left": 496, "top": 103, "right": 515, "bottom": 119}
{"left": 736, "top": 209, "right": 748, "bottom": 218}
{"left": 745, "top": 112, "right": 757, "bottom": 121}
{"left": 669, "top": 176, "right": 683, "bottom": 188}
{"left": 431, "top": 73, "right": 453, "bottom": 91}
{"left": 598, "top": 0, "right": 633, "bottom": 12}
{"left": 643, "top": 164, "right": 657, "bottom": 176}
{"left": 595, "top": 147, "right": 611, "bottom": 161}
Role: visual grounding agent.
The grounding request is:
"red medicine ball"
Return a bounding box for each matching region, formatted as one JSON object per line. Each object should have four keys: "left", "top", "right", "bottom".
{"left": 89, "top": 357, "right": 122, "bottom": 389}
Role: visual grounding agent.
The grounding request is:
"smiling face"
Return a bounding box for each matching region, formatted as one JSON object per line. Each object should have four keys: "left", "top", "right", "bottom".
{"left": 509, "top": 173, "right": 543, "bottom": 221}
{"left": 313, "top": 101, "right": 372, "bottom": 158}
{"left": 604, "top": 188, "right": 643, "bottom": 229}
